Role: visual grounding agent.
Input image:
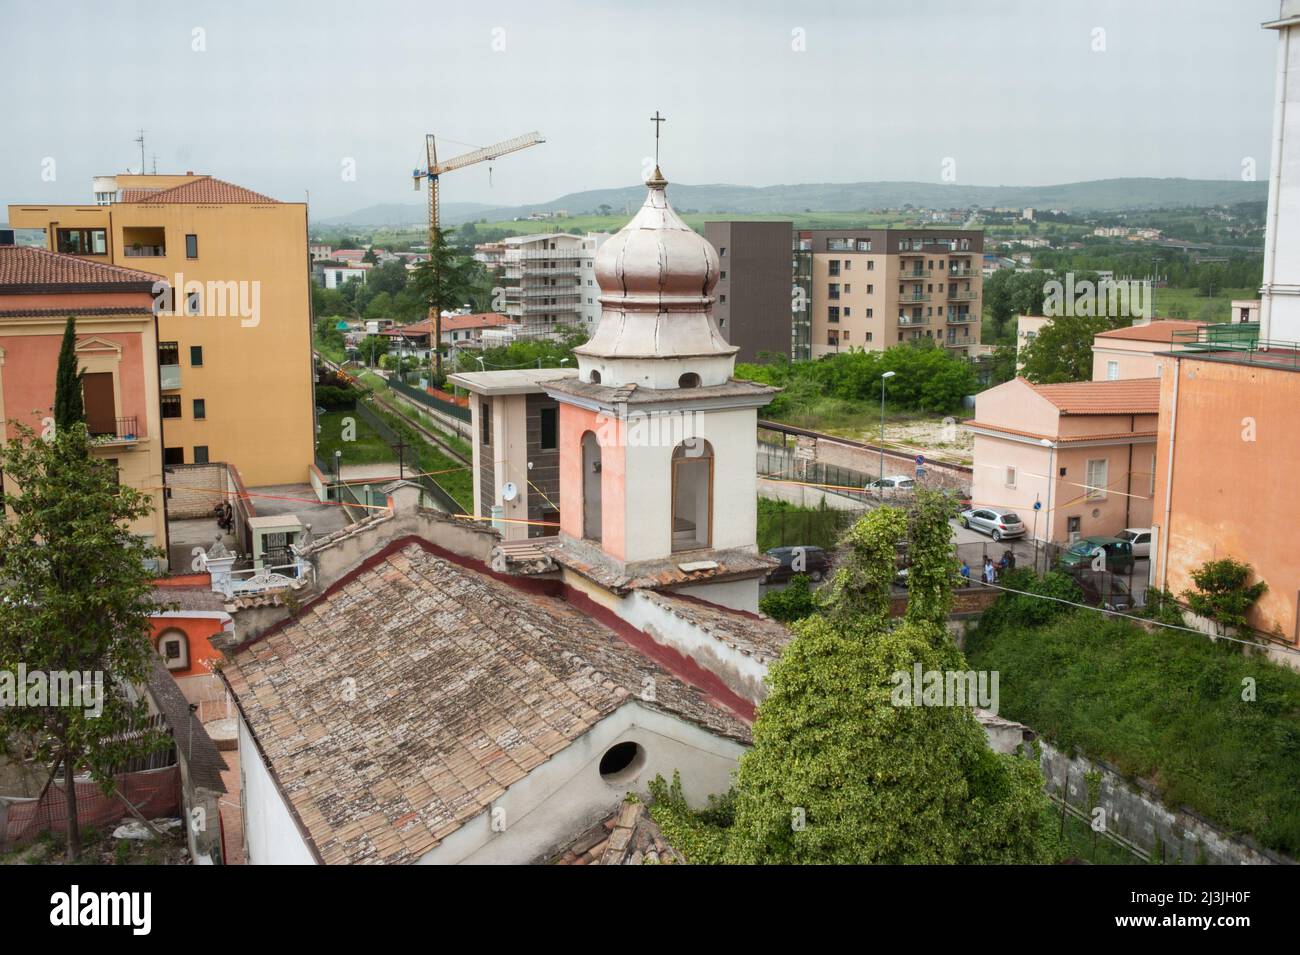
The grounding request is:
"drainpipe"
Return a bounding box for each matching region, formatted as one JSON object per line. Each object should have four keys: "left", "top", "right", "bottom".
{"left": 1124, "top": 414, "right": 1133, "bottom": 530}
{"left": 1261, "top": 23, "right": 1290, "bottom": 343}
{"left": 1158, "top": 357, "right": 1181, "bottom": 590}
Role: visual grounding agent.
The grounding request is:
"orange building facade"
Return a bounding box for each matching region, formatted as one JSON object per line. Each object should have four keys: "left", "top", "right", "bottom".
{"left": 1151, "top": 349, "right": 1300, "bottom": 643}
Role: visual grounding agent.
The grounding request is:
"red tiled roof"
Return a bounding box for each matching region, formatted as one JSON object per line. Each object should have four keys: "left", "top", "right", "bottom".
{"left": 1024, "top": 377, "right": 1160, "bottom": 415}
{"left": 1094, "top": 319, "right": 1204, "bottom": 343}
{"left": 0, "top": 306, "right": 155, "bottom": 318}
{"left": 965, "top": 420, "right": 1157, "bottom": 444}
{"left": 0, "top": 246, "right": 161, "bottom": 292}
{"left": 132, "top": 176, "right": 278, "bottom": 204}
{"left": 120, "top": 187, "right": 163, "bottom": 202}
{"left": 396, "top": 313, "right": 514, "bottom": 335}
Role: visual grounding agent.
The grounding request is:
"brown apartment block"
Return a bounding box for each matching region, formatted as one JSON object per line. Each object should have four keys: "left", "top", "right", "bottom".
{"left": 704, "top": 221, "right": 794, "bottom": 362}
{"left": 802, "top": 229, "right": 983, "bottom": 359}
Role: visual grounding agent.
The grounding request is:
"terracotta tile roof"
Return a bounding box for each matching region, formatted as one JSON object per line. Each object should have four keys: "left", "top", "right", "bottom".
{"left": 145, "top": 657, "right": 227, "bottom": 794}
{"left": 1094, "top": 319, "right": 1204, "bottom": 343}
{"left": 964, "top": 420, "right": 1157, "bottom": 444}
{"left": 0, "top": 306, "right": 154, "bottom": 318}
{"left": 640, "top": 590, "right": 792, "bottom": 667}
{"left": 0, "top": 246, "right": 161, "bottom": 293}
{"left": 548, "top": 800, "right": 684, "bottom": 865}
{"left": 132, "top": 176, "right": 278, "bottom": 204}
{"left": 120, "top": 188, "right": 163, "bottom": 202}
{"left": 1024, "top": 377, "right": 1160, "bottom": 415}
{"left": 222, "top": 540, "right": 749, "bottom": 865}
{"left": 440, "top": 312, "right": 513, "bottom": 331}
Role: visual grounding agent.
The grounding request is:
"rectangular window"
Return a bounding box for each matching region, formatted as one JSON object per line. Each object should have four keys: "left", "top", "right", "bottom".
{"left": 1085, "top": 458, "right": 1108, "bottom": 500}
{"left": 192, "top": 398, "right": 206, "bottom": 420}
{"left": 844, "top": 259, "right": 852, "bottom": 270}
{"left": 190, "top": 345, "right": 204, "bottom": 366}
{"left": 1005, "top": 465, "right": 1017, "bottom": 488}
{"left": 161, "top": 395, "right": 182, "bottom": 419}
{"left": 193, "top": 445, "right": 210, "bottom": 465}
{"left": 56, "top": 228, "right": 108, "bottom": 255}
{"left": 866, "top": 308, "right": 873, "bottom": 318}
{"left": 827, "top": 331, "right": 839, "bottom": 346}
{"left": 164, "top": 447, "right": 185, "bottom": 466}
{"left": 159, "top": 341, "right": 180, "bottom": 366}
{"left": 1107, "top": 360, "right": 1120, "bottom": 380}
{"left": 480, "top": 402, "right": 492, "bottom": 446}
{"left": 185, "top": 234, "right": 199, "bottom": 258}
{"left": 828, "top": 306, "right": 840, "bottom": 323}
{"left": 865, "top": 332, "right": 873, "bottom": 342}
{"left": 828, "top": 283, "right": 840, "bottom": 299}
{"left": 540, "top": 407, "right": 558, "bottom": 451}
{"left": 866, "top": 259, "right": 874, "bottom": 270}
{"left": 828, "top": 260, "right": 840, "bottom": 276}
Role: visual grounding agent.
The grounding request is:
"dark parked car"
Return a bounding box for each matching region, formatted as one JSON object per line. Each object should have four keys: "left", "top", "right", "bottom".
{"left": 1069, "top": 569, "right": 1134, "bottom": 612}
{"left": 765, "top": 545, "right": 830, "bottom": 583}
{"left": 1057, "top": 536, "right": 1135, "bottom": 575}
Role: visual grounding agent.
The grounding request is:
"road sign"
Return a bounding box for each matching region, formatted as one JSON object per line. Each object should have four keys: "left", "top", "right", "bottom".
{"left": 915, "top": 454, "right": 925, "bottom": 466}
{"left": 1033, "top": 500, "right": 1042, "bottom": 511}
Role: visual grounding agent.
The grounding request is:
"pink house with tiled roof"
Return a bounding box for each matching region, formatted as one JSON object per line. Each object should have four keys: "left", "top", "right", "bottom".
{"left": 1091, "top": 319, "right": 1205, "bottom": 381}
{"left": 966, "top": 377, "right": 1159, "bottom": 544}
{"left": 0, "top": 243, "right": 168, "bottom": 556}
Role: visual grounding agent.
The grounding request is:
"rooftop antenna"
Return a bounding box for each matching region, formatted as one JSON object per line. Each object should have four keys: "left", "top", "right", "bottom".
{"left": 134, "top": 129, "right": 146, "bottom": 174}
{"left": 151, "top": 153, "right": 157, "bottom": 175}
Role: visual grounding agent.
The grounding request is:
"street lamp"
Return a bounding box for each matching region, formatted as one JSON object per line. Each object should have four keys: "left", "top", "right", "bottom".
{"left": 879, "top": 371, "right": 896, "bottom": 498}
{"left": 1039, "top": 437, "right": 1054, "bottom": 554}
{"left": 475, "top": 356, "right": 486, "bottom": 371}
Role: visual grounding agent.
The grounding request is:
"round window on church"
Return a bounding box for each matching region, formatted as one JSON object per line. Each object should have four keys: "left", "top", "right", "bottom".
{"left": 599, "top": 741, "right": 646, "bottom": 783}
{"left": 678, "top": 372, "right": 701, "bottom": 388}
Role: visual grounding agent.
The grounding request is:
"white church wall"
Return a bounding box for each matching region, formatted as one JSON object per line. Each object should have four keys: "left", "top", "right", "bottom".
{"left": 239, "top": 716, "right": 317, "bottom": 865}
{"left": 417, "top": 703, "right": 746, "bottom": 865}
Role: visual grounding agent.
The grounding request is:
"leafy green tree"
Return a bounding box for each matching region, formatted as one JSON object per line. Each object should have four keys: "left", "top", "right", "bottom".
{"left": 0, "top": 424, "right": 168, "bottom": 861}
{"left": 53, "top": 317, "right": 84, "bottom": 432}
{"left": 1183, "top": 558, "right": 1268, "bottom": 633}
{"left": 722, "top": 497, "right": 1051, "bottom": 864}
{"left": 1019, "top": 313, "right": 1126, "bottom": 383}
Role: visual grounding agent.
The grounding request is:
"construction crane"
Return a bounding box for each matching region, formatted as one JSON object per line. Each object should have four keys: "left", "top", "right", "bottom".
{"left": 411, "top": 130, "right": 544, "bottom": 381}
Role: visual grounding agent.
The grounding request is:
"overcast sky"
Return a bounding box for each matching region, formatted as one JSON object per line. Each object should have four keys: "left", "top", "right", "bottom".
{"left": 0, "top": 0, "right": 1282, "bottom": 218}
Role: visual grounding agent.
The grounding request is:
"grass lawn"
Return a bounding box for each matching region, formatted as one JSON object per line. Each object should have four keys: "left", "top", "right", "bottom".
{"left": 316, "top": 409, "right": 395, "bottom": 465}
{"left": 966, "top": 609, "right": 1300, "bottom": 856}
{"left": 361, "top": 400, "right": 474, "bottom": 512}
{"left": 757, "top": 498, "right": 857, "bottom": 551}
{"left": 1150, "top": 286, "right": 1256, "bottom": 324}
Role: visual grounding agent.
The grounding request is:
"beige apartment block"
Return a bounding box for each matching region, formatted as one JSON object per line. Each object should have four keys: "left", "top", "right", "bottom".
{"left": 804, "top": 229, "right": 983, "bottom": 359}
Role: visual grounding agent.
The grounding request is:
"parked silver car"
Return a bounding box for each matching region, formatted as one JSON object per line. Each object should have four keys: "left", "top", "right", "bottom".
{"left": 959, "top": 507, "right": 1026, "bottom": 542}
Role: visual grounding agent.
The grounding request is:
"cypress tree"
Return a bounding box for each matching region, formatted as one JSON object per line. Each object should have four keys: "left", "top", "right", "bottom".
{"left": 53, "top": 316, "right": 84, "bottom": 431}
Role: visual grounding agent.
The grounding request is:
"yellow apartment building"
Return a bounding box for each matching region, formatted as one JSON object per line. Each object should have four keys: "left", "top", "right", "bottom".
{"left": 8, "top": 173, "right": 314, "bottom": 486}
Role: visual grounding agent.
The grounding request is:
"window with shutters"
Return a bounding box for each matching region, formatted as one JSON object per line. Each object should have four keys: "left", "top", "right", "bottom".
{"left": 1085, "top": 458, "right": 1108, "bottom": 501}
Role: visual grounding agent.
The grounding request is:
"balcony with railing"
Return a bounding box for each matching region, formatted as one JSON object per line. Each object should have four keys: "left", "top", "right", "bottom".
{"left": 898, "top": 292, "right": 931, "bottom": 303}
{"left": 1169, "top": 323, "right": 1300, "bottom": 370}
{"left": 946, "top": 312, "right": 977, "bottom": 324}
{"left": 898, "top": 268, "right": 931, "bottom": 280}
{"left": 160, "top": 364, "right": 181, "bottom": 390}
{"left": 898, "top": 316, "right": 929, "bottom": 326}
{"left": 947, "top": 290, "right": 978, "bottom": 301}
{"left": 948, "top": 266, "right": 975, "bottom": 278}
{"left": 89, "top": 415, "right": 142, "bottom": 447}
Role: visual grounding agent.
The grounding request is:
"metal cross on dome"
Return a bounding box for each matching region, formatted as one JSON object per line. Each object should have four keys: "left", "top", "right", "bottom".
{"left": 650, "top": 111, "right": 666, "bottom": 164}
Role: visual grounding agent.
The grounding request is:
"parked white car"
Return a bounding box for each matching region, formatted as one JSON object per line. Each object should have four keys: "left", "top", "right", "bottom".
{"left": 1118, "top": 527, "right": 1153, "bottom": 559}
{"left": 866, "top": 475, "right": 915, "bottom": 495}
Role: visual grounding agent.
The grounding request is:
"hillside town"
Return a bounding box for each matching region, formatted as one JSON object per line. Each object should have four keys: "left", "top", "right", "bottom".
{"left": 0, "top": 1, "right": 1294, "bottom": 930}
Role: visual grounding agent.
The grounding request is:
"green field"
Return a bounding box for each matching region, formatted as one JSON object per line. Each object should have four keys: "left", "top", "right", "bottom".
{"left": 1149, "top": 286, "right": 1256, "bottom": 323}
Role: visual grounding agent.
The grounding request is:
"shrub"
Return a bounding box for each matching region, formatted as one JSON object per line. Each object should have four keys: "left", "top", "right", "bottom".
{"left": 759, "top": 575, "right": 817, "bottom": 622}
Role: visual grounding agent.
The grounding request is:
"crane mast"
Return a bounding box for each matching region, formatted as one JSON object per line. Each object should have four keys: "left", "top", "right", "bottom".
{"left": 410, "top": 130, "right": 544, "bottom": 381}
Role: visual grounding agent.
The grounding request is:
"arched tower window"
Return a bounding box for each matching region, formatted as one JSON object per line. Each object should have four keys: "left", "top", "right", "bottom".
{"left": 678, "top": 372, "right": 700, "bottom": 388}
{"left": 580, "top": 431, "right": 603, "bottom": 543}
{"left": 671, "top": 439, "right": 713, "bottom": 552}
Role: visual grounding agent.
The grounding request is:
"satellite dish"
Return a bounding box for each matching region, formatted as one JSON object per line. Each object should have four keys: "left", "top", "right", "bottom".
{"left": 501, "top": 482, "right": 518, "bottom": 502}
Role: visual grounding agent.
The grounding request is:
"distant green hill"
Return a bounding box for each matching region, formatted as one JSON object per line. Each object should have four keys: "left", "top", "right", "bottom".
{"left": 317, "top": 178, "right": 1268, "bottom": 228}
